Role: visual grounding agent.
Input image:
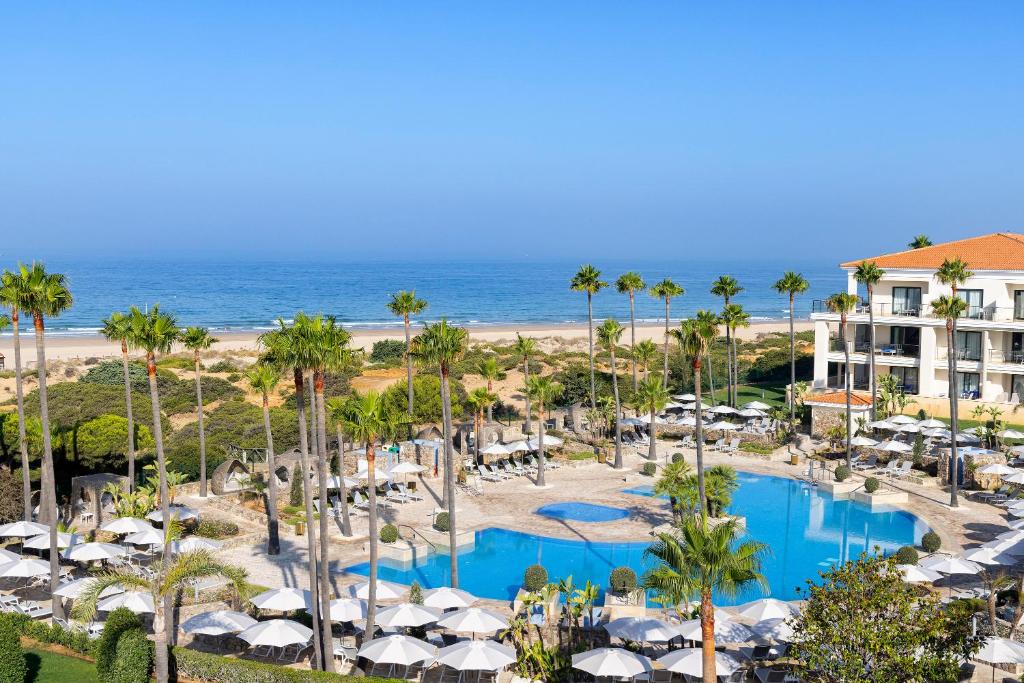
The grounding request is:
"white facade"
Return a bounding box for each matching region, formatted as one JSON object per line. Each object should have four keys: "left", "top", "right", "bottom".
{"left": 810, "top": 267, "right": 1024, "bottom": 403}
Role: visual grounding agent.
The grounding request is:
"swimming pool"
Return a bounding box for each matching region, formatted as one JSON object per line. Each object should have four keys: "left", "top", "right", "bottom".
{"left": 343, "top": 473, "right": 928, "bottom": 604}
{"left": 535, "top": 502, "right": 630, "bottom": 522}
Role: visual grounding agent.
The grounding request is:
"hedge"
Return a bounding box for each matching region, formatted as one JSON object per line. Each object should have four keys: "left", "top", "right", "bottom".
{"left": 109, "top": 627, "right": 153, "bottom": 683}
{"left": 0, "top": 613, "right": 93, "bottom": 657}
{"left": 98, "top": 607, "right": 144, "bottom": 681}
{"left": 0, "top": 614, "right": 25, "bottom": 683}
{"left": 171, "top": 647, "right": 403, "bottom": 682}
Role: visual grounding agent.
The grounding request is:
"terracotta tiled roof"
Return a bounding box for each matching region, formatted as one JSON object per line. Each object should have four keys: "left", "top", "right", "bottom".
{"left": 805, "top": 391, "right": 872, "bottom": 407}
{"left": 841, "top": 232, "right": 1024, "bottom": 270}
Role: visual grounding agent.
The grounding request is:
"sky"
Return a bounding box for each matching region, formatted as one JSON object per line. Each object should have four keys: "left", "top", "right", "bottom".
{"left": 1, "top": 2, "right": 1023, "bottom": 262}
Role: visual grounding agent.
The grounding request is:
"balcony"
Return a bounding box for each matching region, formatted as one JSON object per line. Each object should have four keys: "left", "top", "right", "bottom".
{"left": 812, "top": 299, "right": 1024, "bottom": 324}
{"left": 935, "top": 347, "right": 983, "bottom": 363}
{"left": 988, "top": 349, "right": 1024, "bottom": 369}
{"left": 829, "top": 339, "right": 919, "bottom": 358}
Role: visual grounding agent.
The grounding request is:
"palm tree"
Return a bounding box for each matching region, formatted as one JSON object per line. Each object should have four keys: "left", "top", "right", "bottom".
{"left": 326, "top": 395, "right": 356, "bottom": 538}
{"left": 74, "top": 546, "right": 250, "bottom": 683}
{"left": 825, "top": 293, "right": 860, "bottom": 467}
{"left": 772, "top": 272, "right": 810, "bottom": 428}
{"left": 935, "top": 256, "right": 973, "bottom": 505}
{"left": 652, "top": 459, "right": 691, "bottom": 524}
{"left": 694, "top": 310, "right": 721, "bottom": 407}
{"left": 634, "top": 374, "right": 669, "bottom": 461}
{"left": 711, "top": 276, "right": 742, "bottom": 406}
{"left": 597, "top": 318, "right": 625, "bottom": 468}
{"left": 525, "top": 376, "right": 562, "bottom": 487}
{"left": 101, "top": 311, "right": 139, "bottom": 490}
{"left": 245, "top": 363, "right": 282, "bottom": 555}
{"left": 341, "top": 390, "right": 404, "bottom": 640}
{"left": 720, "top": 304, "right": 749, "bottom": 407}
{"left": 0, "top": 269, "right": 33, "bottom": 519}
{"left": 909, "top": 234, "right": 933, "bottom": 249}
{"left": 411, "top": 320, "right": 468, "bottom": 587}
{"left": 671, "top": 314, "right": 716, "bottom": 516}
{"left": 932, "top": 295, "right": 968, "bottom": 507}
{"left": 513, "top": 334, "right": 538, "bottom": 434}
{"left": 616, "top": 272, "right": 646, "bottom": 390}
{"left": 478, "top": 357, "right": 505, "bottom": 423}
{"left": 387, "top": 291, "right": 428, "bottom": 425}
{"left": 466, "top": 388, "right": 497, "bottom": 462}
{"left": 570, "top": 265, "right": 608, "bottom": 408}
{"left": 632, "top": 339, "right": 658, "bottom": 380}
{"left": 852, "top": 262, "right": 884, "bottom": 421}
{"left": 650, "top": 279, "right": 684, "bottom": 389}
{"left": 180, "top": 326, "right": 219, "bottom": 497}
{"left": 643, "top": 518, "right": 767, "bottom": 683}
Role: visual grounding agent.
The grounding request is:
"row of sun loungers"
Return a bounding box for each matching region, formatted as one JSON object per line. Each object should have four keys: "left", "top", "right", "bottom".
{"left": 0, "top": 594, "right": 52, "bottom": 620}
{"left": 469, "top": 456, "right": 554, "bottom": 483}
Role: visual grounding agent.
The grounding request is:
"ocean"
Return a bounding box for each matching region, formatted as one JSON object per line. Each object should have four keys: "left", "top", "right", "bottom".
{"left": 3, "top": 257, "right": 847, "bottom": 335}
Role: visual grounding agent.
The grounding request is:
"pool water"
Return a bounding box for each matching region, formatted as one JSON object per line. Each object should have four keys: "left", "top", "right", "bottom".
{"left": 343, "top": 473, "right": 928, "bottom": 604}
{"left": 535, "top": 502, "right": 630, "bottom": 522}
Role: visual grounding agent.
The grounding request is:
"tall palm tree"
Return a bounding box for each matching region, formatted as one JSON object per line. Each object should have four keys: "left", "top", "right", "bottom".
{"left": 525, "top": 376, "right": 562, "bottom": 487}
{"left": 74, "top": 546, "right": 250, "bottom": 683}
{"left": 180, "top": 326, "right": 219, "bottom": 497}
{"left": 772, "top": 272, "right": 810, "bottom": 428}
{"left": 671, "top": 314, "right": 716, "bottom": 516}
{"left": 341, "top": 390, "right": 404, "bottom": 640}
{"left": 101, "top": 311, "right": 139, "bottom": 490}
{"left": 711, "top": 276, "right": 742, "bottom": 406}
{"left": 570, "top": 265, "right": 608, "bottom": 408}
{"left": 478, "top": 357, "right": 505, "bottom": 423}
{"left": 936, "top": 257, "right": 973, "bottom": 506}
{"left": 19, "top": 263, "right": 73, "bottom": 619}
{"left": 634, "top": 374, "right": 669, "bottom": 461}
{"left": 932, "top": 295, "right": 968, "bottom": 508}
{"left": 326, "top": 396, "right": 355, "bottom": 537}
{"left": 643, "top": 518, "right": 767, "bottom": 683}
{"left": 411, "top": 320, "right": 468, "bottom": 586}
{"left": 909, "top": 234, "right": 933, "bottom": 249}
{"left": 616, "top": 272, "right": 646, "bottom": 390}
{"left": 387, "top": 291, "right": 428, "bottom": 425}
{"left": 650, "top": 279, "right": 684, "bottom": 389}
{"left": 694, "top": 310, "right": 721, "bottom": 407}
{"left": 825, "top": 293, "right": 860, "bottom": 467}
{"left": 720, "top": 304, "right": 749, "bottom": 407}
{"left": 513, "top": 334, "right": 537, "bottom": 434}
{"left": 853, "top": 262, "right": 884, "bottom": 421}
{"left": 597, "top": 318, "right": 625, "bottom": 468}
{"left": 0, "top": 269, "right": 33, "bottom": 519}
{"left": 245, "top": 363, "right": 282, "bottom": 555}
{"left": 632, "top": 339, "right": 658, "bottom": 380}
{"left": 466, "top": 388, "right": 497, "bottom": 462}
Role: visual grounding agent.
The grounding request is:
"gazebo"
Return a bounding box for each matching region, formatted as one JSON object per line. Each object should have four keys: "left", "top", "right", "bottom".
{"left": 70, "top": 473, "right": 129, "bottom": 527}
{"left": 210, "top": 459, "right": 251, "bottom": 496}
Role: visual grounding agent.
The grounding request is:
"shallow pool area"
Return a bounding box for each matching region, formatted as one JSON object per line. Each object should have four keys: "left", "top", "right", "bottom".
{"left": 535, "top": 501, "right": 630, "bottom": 522}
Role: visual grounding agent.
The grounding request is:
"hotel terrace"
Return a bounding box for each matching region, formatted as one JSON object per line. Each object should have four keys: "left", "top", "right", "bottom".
{"left": 811, "top": 232, "right": 1024, "bottom": 411}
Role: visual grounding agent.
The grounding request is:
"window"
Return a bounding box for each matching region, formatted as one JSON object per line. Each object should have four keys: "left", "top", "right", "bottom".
{"left": 1012, "top": 375, "right": 1024, "bottom": 403}
{"left": 955, "top": 330, "right": 982, "bottom": 361}
{"left": 854, "top": 324, "right": 871, "bottom": 353}
{"left": 888, "top": 326, "right": 920, "bottom": 357}
{"left": 1015, "top": 291, "right": 1024, "bottom": 320}
{"left": 889, "top": 367, "right": 918, "bottom": 394}
{"left": 957, "top": 372, "right": 980, "bottom": 398}
{"left": 891, "top": 287, "right": 922, "bottom": 316}
{"left": 960, "top": 289, "right": 984, "bottom": 319}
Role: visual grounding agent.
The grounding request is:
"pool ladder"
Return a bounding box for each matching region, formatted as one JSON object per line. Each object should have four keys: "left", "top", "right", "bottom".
{"left": 399, "top": 523, "right": 439, "bottom": 551}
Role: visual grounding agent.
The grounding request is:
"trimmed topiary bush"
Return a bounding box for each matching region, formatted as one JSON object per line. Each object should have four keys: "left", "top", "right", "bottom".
{"left": 671, "top": 452, "right": 685, "bottom": 464}
{"left": 109, "top": 626, "right": 153, "bottom": 683}
{"left": 409, "top": 581, "right": 423, "bottom": 605}
{"left": 893, "top": 545, "right": 919, "bottom": 565}
{"left": 97, "top": 607, "right": 143, "bottom": 681}
{"left": 610, "top": 566, "right": 638, "bottom": 594}
{"left": 922, "top": 530, "right": 941, "bottom": 553}
{"left": 433, "top": 511, "right": 450, "bottom": 532}
{"left": 290, "top": 465, "right": 303, "bottom": 507}
{"left": 524, "top": 564, "right": 548, "bottom": 592}
{"left": 0, "top": 614, "right": 25, "bottom": 683}
{"left": 864, "top": 477, "right": 880, "bottom": 494}
{"left": 834, "top": 465, "right": 851, "bottom": 482}
{"left": 380, "top": 524, "right": 399, "bottom": 544}
{"left": 641, "top": 462, "right": 657, "bottom": 476}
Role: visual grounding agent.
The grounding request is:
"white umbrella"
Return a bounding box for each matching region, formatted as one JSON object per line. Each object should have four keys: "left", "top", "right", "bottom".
{"left": 917, "top": 418, "right": 947, "bottom": 429}
{"left": 480, "top": 443, "right": 512, "bottom": 456}
{"left": 677, "top": 416, "right": 697, "bottom": 427}
{"left": 504, "top": 441, "right": 529, "bottom": 453}
{"left": 676, "top": 394, "right": 697, "bottom": 401}
{"left": 677, "top": 618, "right": 756, "bottom": 643}
{"left": 963, "top": 547, "right": 1015, "bottom": 566}
{"left": 879, "top": 440, "right": 913, "bottom": 453}
{"left": 375, "top": 603, "right": 443, "bottom": 628}
{"left": 572, "top": 648, "right": 652, "bottom": 678}
{"left": 422, "top": 586, "right": 477, "bottom": 609}
{"left": 53, "top": 578, "right": 124, "bottom": 600}
{"left": 956, "top": 433, "right": 982, "bottom": 444}
{"left": 1004, "top": 471, "right": 1024, "bottom": 485}
{"left": 238, "top": 619, "right": 313, "bottom": 648}
{"left": 1001, "top": 430, "right": 1024, "bottom": 440}
{"left": 658, "top": 648, "right": 742, "bottom": 676}
{"left": 0, "top": 521, "right": 48, "bottom": 538}
{"left": 897, "top": 424, "right": 921, "bottom": 433}
{"left": 358, "top": 634, "right": 437, "bottom": 665}
{"left": 924, "top": 428, "right": 951, "bottom": 438}
{"left": 995, "top": 529, "right": 1024, "bottom": 543}
{"left": 737, "top": 408, "right": 766, "bottom": 419}
{"left": 742, "top": 401, "right": 771, "bottom": 410}
{"left": 388, "top": 462, "right": 426, "bottom": 475}
{"left": 708, "top": 405, "right": 738, "bottom": 415}
{"left": 751, "top": 618, "right": 796, "bottom": 644}
{"left": 920, "top": 555, "right": 982, "bottom": 576}
{"left": 978, "top": 463, "right": 1017, "bottom": 476}
{"left": 1002, "top": 500, "right": 1024, "bottom": 511}
{"left": 603, "top": 617, "right": 679, "bottom": 643}
{"left": 849, "top": 436, "right": 879, "bottom": 447}
{"left": 963, "top": 426, "right": 984, "bottom": 435}
{"left": 1008, "top": 507, "right": 1024, "bottom": 518}
{"left": 975, "top": 636, "right": 1024, "bottom": 665}
{"left": 350, "top": 580, "right": 406, "bottom": 601}
{"left": 0, "top": 558, "right": 49, "bottom": 578}
{"left": 182, "top": 610, "right": 257, "bottom": 635}
{"left": 1011, "top": 445, "right": 1024, "bottom": 455}
{"left": 62, "top": 542, "right": 126, "bottom": 563}
{"left": 868, "top": 420, "right": 897, "bottom": 430}
{"left": 146, "top": 505, "right": 199, "bottom": 522}
{"left": 169, "top": 537, "right": 224, "bottom": 554}
{"left": 326, "top": 475, "right": 359, "bottom": 489}
{"left": 437, "top": 639, "right": 516, "bottom": 672}
{"left": 708, "top": 421, "right": 739, "bottom": 431}
{"left": 355, "top": 468, "right": 389, "bottom": 481}
{"left": 98, "top": 591, "right": 155, "bottom": 614}
{"left": 124, "top": 527, "right": 166, "bottom": 547}
{"left": 638, "top": 414, "right": 669, "bottom": 425}
{"left": 437, "top": 607, "right": 509, "bottom": 634}
{"left": 0, "top": 548, "right": 19, "bottom": 564}
{"left": 887, "top": 415, "right": 917, "bottom": 425}
{"left": 23, "top": 532, "right": 82, "bottom": 550}
{"left": 319, "top": 597, "right": 367, "bottom": 622}
{"left": 250, "top": 587, "right": 313, "bottom": 611}
{"left": 896, "top": 564, "right": 943, "bottom": 583}
{"left": 527, "top": 435, "right": 563, "bottom": 449}
{"left": 734, "top": 598, "right": 800, "bottom": 622}
{"left": 100, "top": 517, "right": 155, "bottom": 535}
{"left": 1007, "top": 519, "right": 1024, "bottom": 530}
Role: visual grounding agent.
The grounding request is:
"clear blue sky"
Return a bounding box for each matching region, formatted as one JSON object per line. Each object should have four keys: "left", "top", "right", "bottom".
{"left": 1, "top": 2, "right": 1022, "bottom": 261}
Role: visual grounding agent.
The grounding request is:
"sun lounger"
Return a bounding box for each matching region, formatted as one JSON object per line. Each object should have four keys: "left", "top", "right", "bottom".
{"left": 723, "top": 438, "right": 740, "bottom": 454}
{"left": 396, "top": 483, "right": 423, "bottom": 501}
{"left": 875, "top": 461, "right": 900, "bottom": 476}
{"left": 502, "top": 462, "right": 523, "bottom": 478}
{"left": 478, "top": 466, "right": 503, "bottom": 482}
{"left": 891, "top": 461, "right": 913, "bottom": 479}
{"left": 851, "top": 455, "right": 877, "bottom": 471}
{"left": 383, "top": 483, "right": 412, "bottom": 503}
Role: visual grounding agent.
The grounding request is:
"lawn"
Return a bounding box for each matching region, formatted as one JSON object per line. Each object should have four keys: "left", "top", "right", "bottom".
{"left": 709, "top": 382, "right": 787, "bottom": 408}
{"left": 25, "top": 648, "right": 97, "bottom": 683}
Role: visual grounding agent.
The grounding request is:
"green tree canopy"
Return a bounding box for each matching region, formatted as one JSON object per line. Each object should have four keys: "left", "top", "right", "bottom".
{"left": 76, "top": 414, "right": 155, "bottom": 470}
{"left": 382, "top": 374, "right": 464, "bottom": 424}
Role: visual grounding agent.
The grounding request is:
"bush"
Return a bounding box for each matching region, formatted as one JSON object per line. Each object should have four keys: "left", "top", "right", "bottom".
{"left": 226, "top": 373, "right": 242, "bottom": 383}
{"left": 641, "top": 462, "right": 657, "bottom": 476}
{"left": 740, "top": 442, "right": 774, "bottom": 455}
{"left": 81, "top": 360, "right": 149, "bottom": 391}
{"left": 380, "top": 524, "right": 399, "bottom": 544}
{"left": 370, "top": 339, "right": 407, "bottom": 366}
{"left": 433, "top": 511, "right": 449, "bottom": 532}
{"left": 893, "top": 546, "right": 919, "bottom": 565}
{"left": 609, "top": 566, "right": 637, "bottom": 594}
{"left": 671, "top": 452, "right": 685, "bottom": 463}
{"left": 76, "top": 415, "right": 155, "bottom": 470}
{"left": 208, "top": 359, "right": 240, "bottom": 373}
{"left": 864, "top": 477, "right": 880, "bottom": 494}
{"left": 0, "top": 614, "right": 25, "bottom": 683}
{"left": 834, "top": 465, "right": 850, "bottom": 482}
{"left": 524, "top": 564, "right": 548, "bottom": 592}
{"left": 409, "top": 581, "right": 423, "bottom": 605}
{"left": 567, "top": 452, "right": 595, "bottom": 461}
{"left": 0, "top": 469, "right": 23, "bottom": 525}
{"left": 195, "top": 518, "right": 239, "bottom": 539}
{"left": 109, "top": 626, "right": 153, "bottom": 683}
{"left": 922, "top": 531, "right": 942, "bottom": 553}
{"left": 290, "top": 465, "right": 303, "bottom": 507}
{"left": 171, "top": 646, "right": 403, "bottom": 682}
{"left": 383, "top": 375, "right": 465, "bottom": 423}
{"left": 97, "top": 607, "right": 142, "bottom": 681}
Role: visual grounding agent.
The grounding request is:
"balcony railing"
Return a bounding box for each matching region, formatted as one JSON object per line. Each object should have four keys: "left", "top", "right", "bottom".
{"left": 812, "top": 299, "right": 1024, "bottom": 322}
{"left": 989, "top": 349, "right": 1024, "bottom": 366}
{"left": 936, "top": 347, "right": 983, "bottom": 362}
{"left": 829, "top": 339, "right": 919, "bottom": 358}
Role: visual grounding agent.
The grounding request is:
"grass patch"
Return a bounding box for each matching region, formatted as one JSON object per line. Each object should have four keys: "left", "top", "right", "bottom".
{"left": 25, "top": 648, "right": 98, "bottom": 683}
{"left": 567, "top": 452, "right": 596, "bottom": 461}
{"left": 709, "top": 382, "right": 787, "bottom": 408}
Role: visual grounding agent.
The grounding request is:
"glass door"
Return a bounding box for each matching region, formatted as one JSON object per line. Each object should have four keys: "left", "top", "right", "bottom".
{"left": 960, "top": 289, "right": 984, "bottom": 319}
{"left": 891, "top": 287, "right": 922, "bottom": 316}
{"left": 955, "top": 330, "right": 982, "bottom": 361}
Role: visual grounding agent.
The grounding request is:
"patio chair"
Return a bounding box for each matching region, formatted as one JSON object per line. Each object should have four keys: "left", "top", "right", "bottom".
{"left": 724, "top": 438, "right": 740, "bottom": 453}
{"left": 851, "top": 455, "right": 877, "bottom": 471}
{"left": 502, "top": 462, "right": 523, "bottom": 478}
{"left": 332, "top": 637, "right": 357, "bottom": 664}
{"left": 486, "top": 464, "right": 512, "bottom": 480}
{"left": 709, "top": 438, "right": 725, "bottom": 451}
{"left": 892, "top": 461, "right": 913, "bottom": 479}
{"left": 383, "top": 483, "right": 412, "bottom": 504}
{"left": 875, "top": 460, "right": 900, "bottom": 476}
{"left": 477, "top": 466, "right": 503, "bottom": 482}
{"left": 396, "top": 483, "right": 423, "bottom": 501}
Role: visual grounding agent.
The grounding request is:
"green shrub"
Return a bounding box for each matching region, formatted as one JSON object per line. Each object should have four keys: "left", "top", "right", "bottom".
{"left": 380, "top": 524, "right": 399, "bottom": 544}
{"left": 641, "top": 462, "right": 657, "bottom": 476}
{"left": 834, "top": 465, "right": 851, "bottom": 482}
{"left": 893, "top": 546, "right": 919, "bottom": 565}
{"left": 524, "top": 564, "right": 548, "bottom": 592}
{"left": 158, "top": 355, "right": 199, "bottom": 371}
{"left": 567, "top": 452, "right": 595, "bottom": 461}
{"left": 370, "top": 339, "right": 406, "bottom": 366}
{"left": 109, "top": 627, "right": 153, "bottom": 683}
{"left": 208, "top": 359, "right": 240, "bottom": 373}
{"left": 19, "top": 616, "right": 92, "bottom": 656}
{"left": 409, "top": 581, "right": 423, "bottom": 605}
{"left": 290, "top": 465, "right": 303, "bottom": 506}
{"left": 171, "top": 646, "right": 403, "bottom": 682}
{"left": 195, "top": 518, "right": 239, "bottom": 539}
{"left": 97, "top": 607, "right": 142, "bottom": 681}
{"left": 81, "top": 360, "right": 149, "bottom": 391}
{"left": 382, "top": 375, "right": 465, "bottom": 423}
{"left": 76, "top": 415, "right": 155, "bottom": 470}
{"left": 609, "top": 566, "right": 637, "bottom": 594}
{"left": 226, "top": 372, "right": 242, "bottom": 383}
{"left": 739, "top": 442, "right": 774, "bottom": 455}
{"left": 0, "top": 614, "right": 25, "bottom": 683}
{"left": 671, "top": 453, "right": 685, "bottom": 463}
{"left": 433, "top": 511, "right": 449, "bottom": 532}
{"left": 864, "top": 477, "right": 880, "bottom": 494}
{"left": 922, "top": 531, "right": 941, "bottom": 553}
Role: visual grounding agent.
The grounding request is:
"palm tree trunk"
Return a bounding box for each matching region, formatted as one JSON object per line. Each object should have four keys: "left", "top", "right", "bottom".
{"left": 474, "top": 411, "right": 481, "bottom": 464}
{"left": 724, "top": 311, "right": 733, "bottom": 407}
{"left": 648, "top": 405, "right": 657, "bottom": 462}
{"left": 486, "top": 380, "right": 493, "bottom": 424}
{"left": 841, "top": 316, "right": 852, "bottom": 467}
{"left": 730, "top": 331, "right": 738, "bottom": 407}
{"left": 693, "top": 359, "right": 707, "bottom": 517}
{"left": 33, "top": 315, "right": 63, "bottom": 621}
{"left": 365, "top": 442, "right": 380, "bottom": 641}
{"left": 439, "top": 368, "right": 450, "bottom": 509}
{"left": 440, "top": 366, "right": 459, "bottom": 587}
{"left": 293, "top": 370, "right": 323, "bottom": 668}
{"left": 587, "top": 293, "right": 596, "bottom": 408}
{"left": 662, "top": 298, "right": 671, "bottom": 389}
{"left": 700, "top": 587, "right": 716, "bottom": 683}
{"left": 313, "top": 374, "right": 335, "bottom": 672}
{"left": 154, "top": 605, "right": 170, "bottom": 683}
{"left": 522, "top": 356, "right": 532, "bottom": 435}
{"left": 120, "top": 340, "right": 137, "bottom": 491}
{"left": 706, "top": 346, "right": 716, "bottom": 407}
{"left": 788, "top": 294, "right": 796, "bottom": 428}
{"left": 194, "top": 352, "right": 208, "bottom": 497}
{"left": 629, "top": 292, "right": 638, "bottom": 390}
{"left": 537, "top": 402, "right": 547, "bottom": 487}
{"left": 867, "top": 287, "right": 877, "bottom": 422}
{"left": 335, "top": 425, "right": 353, "bottom": 537}
{"left": 10, "top": 310, "right": 31, "bottom": 520}
{"left": 947, "top": 322, "right": 960, "bottom": 507}
{"left": 261, "top": 392, "right": 281, "bottom": 555}
{"left": 404, "top": 314, "right": 414, "bottom": 431}
{"left": 145, "top": 351, "right": 170, "bottom": 648}
{"left": 611, "top": 349, "right": 622, "bottom": 469}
